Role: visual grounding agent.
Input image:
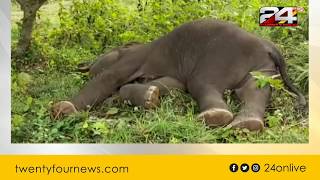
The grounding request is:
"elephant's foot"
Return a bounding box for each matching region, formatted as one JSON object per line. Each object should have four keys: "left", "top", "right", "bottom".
{"left": 144, "top": 86, "right": 160, "bottom": 109}
{"left": 230, "top": 116, "right": 264, "bottom": 131}
{"left": 51, "top": 101, "right": 78, "bottom": 119}
{"left": 198, "top": 108, "right": 233, "bottom": 127}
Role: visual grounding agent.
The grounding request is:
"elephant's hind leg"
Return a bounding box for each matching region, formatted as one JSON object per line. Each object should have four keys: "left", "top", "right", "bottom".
{"left": 119, "top": 76, "right": 185, "bottom": 109}
{"left": 231, "top": 77, "right": 271, "bottom": 131}
{"left": 188, "top": 82, "right": 233, "bottom": 127}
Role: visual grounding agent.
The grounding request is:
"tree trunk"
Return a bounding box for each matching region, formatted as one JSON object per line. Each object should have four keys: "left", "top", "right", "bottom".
{"left": 15, "top": 0, "right": 47, "bottom": 58}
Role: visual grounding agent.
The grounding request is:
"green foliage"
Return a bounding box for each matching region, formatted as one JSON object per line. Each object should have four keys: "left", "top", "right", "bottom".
{"left": 51, "top": 0, "right": 309, "bottom": 50}
{"left": 251, "top": 70, "right": 304, "bottom": 99}
{"left": 286, "top": 41, "right": 309, "bottom": 93}
{"left": 251, "top": 71, "right": 284, "bottom": 90}
{"left": 53, "top": 0, "right": 129, "bottom": 52}
{"left": 12, "top": 72, "right": 33, "bottom": 94}
{"left": 51, "top": 0, "right": 219, "bottom": 53}
{"left": 266, "top": 110, "right": 283, "bottom": 128}
{"left": 11, "top": 0, "right": 309, "bottom": 143}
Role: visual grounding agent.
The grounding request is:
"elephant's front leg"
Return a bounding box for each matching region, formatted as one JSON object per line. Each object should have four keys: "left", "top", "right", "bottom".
{"left": 52, "top": 62, "right": 141, "bottom": 119}
{"left": 230, "top": 77, "right": 271, "bottom": 131}
{"left": 188, "top": 82, "right": 233, "bottom": 127}
{"left": 119, "top": 76, "right": 185, "bottom": 109}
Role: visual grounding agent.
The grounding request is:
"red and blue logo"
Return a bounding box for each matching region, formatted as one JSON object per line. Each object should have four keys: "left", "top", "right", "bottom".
{"left": 259, "top": 7, "right": 303, "bottom": 26}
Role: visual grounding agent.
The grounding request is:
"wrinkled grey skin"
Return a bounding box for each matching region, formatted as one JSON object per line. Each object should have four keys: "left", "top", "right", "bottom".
{"left": 52, "top": 19, "right": 306, "bottom": 131}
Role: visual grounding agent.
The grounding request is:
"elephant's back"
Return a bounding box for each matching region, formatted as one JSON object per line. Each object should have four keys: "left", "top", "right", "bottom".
{"left": 163, "top": 19, "right": 273, "bottom": 89}
{"left": 164, "top": 19, "right": 266, "bottom": 63}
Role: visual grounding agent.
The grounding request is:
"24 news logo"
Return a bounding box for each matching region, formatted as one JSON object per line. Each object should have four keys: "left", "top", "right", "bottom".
{"left": 259, "top": 7, "right": 304, "bottom": 26}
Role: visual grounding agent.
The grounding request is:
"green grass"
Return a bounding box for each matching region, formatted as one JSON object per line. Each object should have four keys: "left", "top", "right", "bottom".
{"left": 11, "top": 69, "right": 308, "bottom": 143}
{"left": 11, "top": 0, "right": 309, "bottom": 143}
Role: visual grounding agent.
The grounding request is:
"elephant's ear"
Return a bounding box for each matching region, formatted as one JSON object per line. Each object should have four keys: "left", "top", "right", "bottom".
{"left": 106, "top": 50, "right": 120, "bottom": 61}
{"left": 122, "top": 41, "right": 142, "bottom": 48}
{"left": 77, "top": 62, "right": 92, "bottom": 72}
{"left": 118, "top": 42, "right": 143, "bottom": 59}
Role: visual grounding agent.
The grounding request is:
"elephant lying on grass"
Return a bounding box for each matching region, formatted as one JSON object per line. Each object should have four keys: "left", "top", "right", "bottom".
{"left": 52, "top": 19, "right": 306, "bottom": 131}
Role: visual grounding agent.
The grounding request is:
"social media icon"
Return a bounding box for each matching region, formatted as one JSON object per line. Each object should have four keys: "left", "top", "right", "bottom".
{"left": 251, "top": 163, "right": 260, "bottom": 172}
{"left": 240, "top": 163, "right": 249, "bottom": 172}
{"left": 229, "top": 163, "right": 239, "bottom": 172}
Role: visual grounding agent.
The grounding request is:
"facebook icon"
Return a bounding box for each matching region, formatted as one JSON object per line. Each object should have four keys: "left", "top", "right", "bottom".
{"left": 229, "top": 163, "right": 239, "bottom": 172}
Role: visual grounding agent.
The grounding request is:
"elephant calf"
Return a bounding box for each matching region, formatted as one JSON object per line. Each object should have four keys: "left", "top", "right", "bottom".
{"left": 52, "top": 19, "right": 306, "bottom": 131}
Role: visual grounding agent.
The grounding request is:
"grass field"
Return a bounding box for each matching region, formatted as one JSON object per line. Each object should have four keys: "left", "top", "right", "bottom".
{"left": 11, "top": 0, "right": 309, "bottom": 143}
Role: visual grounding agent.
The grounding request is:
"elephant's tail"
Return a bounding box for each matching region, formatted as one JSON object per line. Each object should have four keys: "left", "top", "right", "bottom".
{"left": 268, "top": 45, "right": 307, "bottom": 107}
